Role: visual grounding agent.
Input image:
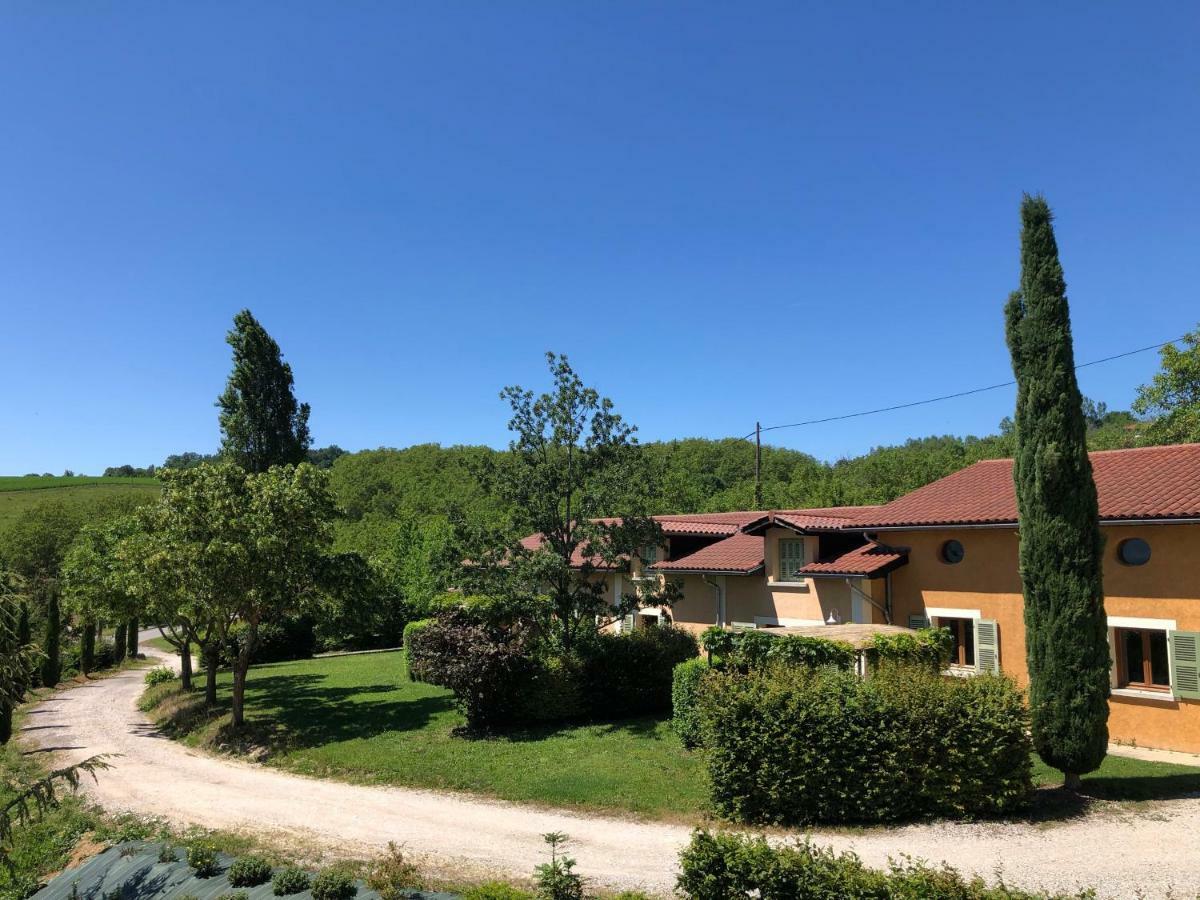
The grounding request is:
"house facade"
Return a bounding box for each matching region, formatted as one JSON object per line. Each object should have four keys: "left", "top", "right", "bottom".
{"left": 557, "top": 442, "right": 1200, "bottom": 754}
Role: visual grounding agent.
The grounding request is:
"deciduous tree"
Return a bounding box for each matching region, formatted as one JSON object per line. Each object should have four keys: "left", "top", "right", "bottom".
{"left": 1133, "top": 325, "right": 1200, "bottom": 445}
{"left": 1004, "top": 194, "right": 1109, "bottom": 789}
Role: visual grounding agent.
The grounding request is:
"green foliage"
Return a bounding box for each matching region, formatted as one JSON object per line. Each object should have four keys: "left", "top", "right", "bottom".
{"left": 143, "top": 667, "right": 176, "bottom": 687}
{"left": 365, "top": 842, "right": 423, "bottom": 898}
{"left": 217, "top": 892, "right": 250, "bottom": 900}
{"left": 311, "top": 867, "right": 358, "bottom": 900}
{"left": 228, "top": 854, "right": 273, "bottom": 887}
{"left": 677, "top": 830, "right": 1095, "bottom": 899}
{"left": 698, "top": 665, "right": 1032, "bottom": 824}
{"left": 462, "top": 884, "right": 533, "bottom": 900}
{"left": 272, "top": 867, "right": 312, "bottom": 896}
{"left": 533, "top": 832, "right": 582, "bottom": 900}
{"left": 187, "top": 843, "right": 220, "bottom": 877}
{"left": 699, "top": 625, "right": 734, "bottom": 660}
{"left": 402, "top": 619, "right": 434, "bottom": 680}
{"left": 217, "top": 309, "right": 310, "bottom": 473}
{"left": 217, "top": 618, "right": 317, "bottom": 666}
{"left": 157, "top": 843, "right": 177, "bottom": 864}
{"left": 868, "top": 627, "right": 952, "bottom": 671}
{"left": 1134, "top": 325, "right": 1200, "bottom": 444}
{"left": 671, "top": 657, "right": 711, "bottom": 749}
{"left": 1005, "top": 195, "right": 1109, "bottom": 783}
{"left": 575, "top": 626, "right": 699, "bottom": 720}
{"left": 765, "top": 634, "right": 855, "bottom": 670}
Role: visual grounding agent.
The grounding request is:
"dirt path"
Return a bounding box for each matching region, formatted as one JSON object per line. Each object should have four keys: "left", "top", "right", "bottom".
{"left": 22, "top": 636, "right": 1200, "bottom": 898}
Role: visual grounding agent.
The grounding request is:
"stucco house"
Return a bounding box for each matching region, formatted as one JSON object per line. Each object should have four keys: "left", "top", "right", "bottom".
{"left": 535, "top": 442, "right": 1200, "bottom": 753}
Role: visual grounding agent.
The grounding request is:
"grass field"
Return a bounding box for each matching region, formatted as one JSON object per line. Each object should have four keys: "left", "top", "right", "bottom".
{"left": 0, "top": 477, "right": 160, "bottom": 531}
{"left": 145, "top": 650, "right": 1200, "bottom": 822}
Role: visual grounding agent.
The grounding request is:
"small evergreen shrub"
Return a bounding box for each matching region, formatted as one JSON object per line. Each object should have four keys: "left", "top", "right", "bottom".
{"left": 699, "top": 664, "right": 1033, "bottom": 825}
{"left": 144, "top": 667, "right": 176, "bottom": 687}
{"left": 187, "top": 844, "right": 220, "bottom": 877}
{"left": 671, "top": 657, "right": 711, "bottom": 748}
{"left": 312, "top": 868, "right": 358, "bottom": 900}
{"left": 678, "top": 831, "right": 1095, "bottom": 899}
{"left": 402, "top": 619, "right": 435, "bottom": 681}
{"left": 272, "top": 866, "right": 312, "bottom": 896}
{"left": 228, "top": 854, "right": 273, "bottom": 887}
{"left": 366, "top": 842, "right": 423, "bottom": 898}
{"left": 217, "top": 892, "right": 250, "bottom": 900}
{"left": 533, "top": 832, "right": 583, "bottom": 900}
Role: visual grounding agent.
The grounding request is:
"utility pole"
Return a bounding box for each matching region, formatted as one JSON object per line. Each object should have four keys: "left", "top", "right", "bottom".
{"left": 754, "top": 421, "right": 763, "bottom": 509}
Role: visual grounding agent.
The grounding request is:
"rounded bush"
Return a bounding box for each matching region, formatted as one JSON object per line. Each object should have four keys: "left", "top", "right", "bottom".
{"left": 311, "top": 868, "right": 358, "bottom": 900}
{"left": 217, "top": 892, "right": 250, "bottom": 900}
{"left": 144, "top": 667, "right": 176, "bottom": 686}
{"left": 228, "top": 855, "right": 273, "bottom": 887}
{"left": 187, "top": 844, "right": 220, "bottom": 878}
{"left": 272, "top": 867, "right": 312, "bottom": 896}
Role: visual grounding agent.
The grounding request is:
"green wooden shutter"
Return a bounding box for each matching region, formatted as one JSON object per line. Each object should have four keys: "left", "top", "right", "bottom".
{"left": 621, "top": 613, "right": 635, "bottom": 634}
{"left": 975, "top": 619, "right": 1000, "bottom": 674}
{"left": 1170, "top": 631, "right": 1200, "bottom": 700}
{"left": 907, "top": 614, "right": 930, "bottom": 630}
{"left": 779, "top": 539, "right": 805, "bottom": 580}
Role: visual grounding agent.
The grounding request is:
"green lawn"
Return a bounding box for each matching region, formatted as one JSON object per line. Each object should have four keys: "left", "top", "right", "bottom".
{"left": 152, "top": 651, "right": 1200, "bottom": 823}
{"left": 171, "top": 651, "right": 709, "bottom": 819}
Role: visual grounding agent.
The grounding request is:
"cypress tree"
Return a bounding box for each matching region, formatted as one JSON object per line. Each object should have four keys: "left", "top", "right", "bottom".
{"left": 127, "top": 616, "right": 139, "bottom": 657}
{"left": 1004, "top": 194, "right": 1109, "bottom": 789}
{"left": 217, "top": 309, "right": 311, "bottom": 473}
{"left": 113, "top": 620, "right": 128, "bottom": 663}
{"left": 41, "top": 586, "right": 61, "bottom": 687}
{"left": 81, "top": 617, "right": 96, "bottom": 675}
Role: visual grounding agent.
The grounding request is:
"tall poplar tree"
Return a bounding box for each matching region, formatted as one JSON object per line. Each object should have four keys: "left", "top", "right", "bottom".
{"left": 1004, "top": 194, "right": 1109, "bottom": 789}
{"left": 217, "top": 309, "right": 311, "bottom": 473}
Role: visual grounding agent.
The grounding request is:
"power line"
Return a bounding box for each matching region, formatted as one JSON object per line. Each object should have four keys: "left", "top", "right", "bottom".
{"left": 741, "top": 335, "right": 1184, "bottom": 441}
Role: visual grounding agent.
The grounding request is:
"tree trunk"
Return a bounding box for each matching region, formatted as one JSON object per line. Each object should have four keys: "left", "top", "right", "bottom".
{"left": 81, "top": 617, "right": 96, "bottom": 675}
{"left": 229, "top": 622, "right": 259, "bottom": 729}
{"left": 41, "top": 587, "right": 61, "bottom": 687}
{"left": 126, "top": 617, "right": 139, "bottom": 657}
{"left": 204, "top": 644, "right": 219, "bottom": 706}
{"left": 1063, "top": 772, "right": 1083, "bottom": 792}
{"left": 113, "top": 621, "right": 128, "bottom": 662}
{"left": 179, "top": 639, "right": 193, "bottom": 691}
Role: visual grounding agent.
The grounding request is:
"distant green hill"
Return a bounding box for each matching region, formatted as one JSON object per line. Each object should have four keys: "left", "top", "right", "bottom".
{"left": 0, "top": 475, "right": 160, "bottom": 531}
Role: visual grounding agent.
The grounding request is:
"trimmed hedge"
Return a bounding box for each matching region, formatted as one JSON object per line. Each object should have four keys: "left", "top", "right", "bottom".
{"left": 677, "top": 830, "right": 1095, "bottom": 899}
{"left": 698, "top": 664, "right": 1033, "bottom": 824}
{"left": 671, "top": 657, "right": 711, "bottom": 749}
{"left": 402, "top": 618, "right": 435, "bottom": 681}
{"left": 577, "top": 626, "right": 699, "bottom": 719}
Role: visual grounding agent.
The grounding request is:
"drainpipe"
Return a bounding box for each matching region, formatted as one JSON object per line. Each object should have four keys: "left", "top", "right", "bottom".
{"left": 702, "top": 574, "right": 725, "bottom": 628}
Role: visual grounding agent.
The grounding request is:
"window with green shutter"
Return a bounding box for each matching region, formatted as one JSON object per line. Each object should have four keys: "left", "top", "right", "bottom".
{"left": 907, "top": 614, "right": 930, "bottom": 630}
{"left": 1170, "top": 631, "right": 1200, "bottom": 700}
{"left": 778, "top": 539, "right": 805, "bottom": 581}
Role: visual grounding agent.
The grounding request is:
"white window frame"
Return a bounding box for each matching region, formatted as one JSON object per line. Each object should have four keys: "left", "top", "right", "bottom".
{"left": 1108, "top": 615, "right": 1177, "bottom": 702}
{"left": 928, "top": 609, "right": 982, "bottom": 674}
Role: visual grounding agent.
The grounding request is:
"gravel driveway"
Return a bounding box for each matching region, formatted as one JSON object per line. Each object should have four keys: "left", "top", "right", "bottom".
{"left": 22, "top": 636, "right": 1200, "bottom": 898}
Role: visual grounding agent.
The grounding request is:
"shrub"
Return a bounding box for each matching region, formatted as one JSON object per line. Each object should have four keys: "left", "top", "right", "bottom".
{"left": 402, "top": 619, "right": 435, "bottom": 681}
{"left": 217, "top": 893, "right": 251, "bottom": 900}
{"left": 533, "top": 832, "right": 583, "bottom": 900}
{"left": 462, "top": 884, "right": 534, "bottom": 900}
{"left": 187, "top": 843, "right": 220, "bottom": 877}
{"left": 577, "top": 625, "right": 699, "bottom": 719}
{"left": 312, "top": 868, "right": 358, "bottom": 900}
{"left": 272, "top": 866, "right": 312, "bottom": 896}
{"left": 677, "top": 830, "right": 1095, "bottom": 900}
{"left": 698, "top": 664, "right": 1033, "bottom": 825}
{"left": 699, "top": 625, "right": 734, "bottom": 660}
{"left": 869, "top": 626, "right": 953, "bottom": 671}
{"left": 671, "top": 657, "right": 711, "bottom": 748}
{"left": 406, "top": 610, "right": 539, "bottom": 730}
{"left": 366, "top": 842, "right": 423, "bottom": 898}
{"left": 764, "top": 634, "right": 855, "bottom": 670}
{"left": 157, "top": 843, "right": 177, "bottom": 863}
{"left": 228, "top": 854, "right": 273, "bottom": 887}
{"left": 144, "top": 667, "right": 176, "bottom": 687}
{"left": 517, "top": 655, "right": 586, "bottom": 724}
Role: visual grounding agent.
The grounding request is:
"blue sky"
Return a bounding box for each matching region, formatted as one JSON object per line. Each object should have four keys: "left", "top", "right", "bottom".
{"left": 1, "top": 3, "right": 1197, "bottom": 474}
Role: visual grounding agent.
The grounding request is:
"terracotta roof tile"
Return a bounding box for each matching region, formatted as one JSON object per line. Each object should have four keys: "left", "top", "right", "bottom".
{"left": 854, "top": 443, "right": 1200, "bottom": 528}
{"left": 651, "top": 533, "right": 765, "bottom": 574}
{"left": 517, "top": 533, "right": 620, "bottom": 569}
{"left": 797, "top": 542, "right": 908, "bottom": 577}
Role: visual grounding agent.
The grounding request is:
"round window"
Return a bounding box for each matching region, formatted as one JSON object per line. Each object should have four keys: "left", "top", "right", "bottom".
{"left": 1118, "top": 538, "right": 1151, "bottom": 566}
{"left": 941, "top": 540, "right": 965, "bottom": 564}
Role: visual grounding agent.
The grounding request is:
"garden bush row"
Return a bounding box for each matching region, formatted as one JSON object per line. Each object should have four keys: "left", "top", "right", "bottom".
{"left": 677, "top": 830, "right": 1095, "bottom": 899}
{"left": 698, "top": 664, "right": 1033, "bottom": 824}
{"left": 406, "top": 610, "right": 698, "bottom": 730}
